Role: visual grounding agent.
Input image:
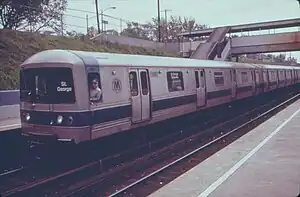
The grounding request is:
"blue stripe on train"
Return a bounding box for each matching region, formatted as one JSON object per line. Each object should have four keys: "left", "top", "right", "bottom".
{"left": 21, "top": 85, "right": 255, "bottom": 127}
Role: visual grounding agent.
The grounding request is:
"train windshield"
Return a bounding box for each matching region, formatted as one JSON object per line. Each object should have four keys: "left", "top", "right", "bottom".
{"left": 20, "top": 67, "right": 75, "bottom": 104}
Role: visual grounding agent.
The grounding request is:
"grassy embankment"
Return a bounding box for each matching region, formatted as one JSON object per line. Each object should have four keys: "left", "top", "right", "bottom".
{"left": 0, "top": 29, "right": 177, "bottom": 90}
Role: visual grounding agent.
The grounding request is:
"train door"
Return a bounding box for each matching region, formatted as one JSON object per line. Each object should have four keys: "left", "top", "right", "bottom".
{"left": 194, "top": 69, "right": 206, "bottom": 107}
{"left": 284, "top": 70, "right": 287, "bottom": 85}
{"left": 276, "top": 70, "right": 279, "bottom": 87}
{"left": 263, "top": 70, "right": 269, "bottom": 91}
{"left": 129, "top": 69, "right": 151, "bottom": 123}
{"left": 230, "top": 69, "right": 237, "bottom": 98}
{"left": 293, "top": 69, "right": 297, "bottom": 84}
{"left": 251, "top": 70, "right": 255, "bottom": 95}
{"left": 254, "top": 70, "right": 261, "bottom": 94}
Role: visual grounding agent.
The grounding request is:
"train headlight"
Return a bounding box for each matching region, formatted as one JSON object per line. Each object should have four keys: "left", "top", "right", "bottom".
{"left": 57, "top": 115, "right": 63, "bottom": 124}
{"left": 25, "top": 113, "right": 30, "bottom": 121}
{"left": 67, "top": 116, "right": 73, "bottom": 125}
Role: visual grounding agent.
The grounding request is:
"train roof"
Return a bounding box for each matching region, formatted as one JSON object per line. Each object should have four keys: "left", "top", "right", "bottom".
{"left": 71, "top": 50, "right": 257, "bottom": 69}
{"left": 22, "top": 49, "right": 299, "bottom": 70}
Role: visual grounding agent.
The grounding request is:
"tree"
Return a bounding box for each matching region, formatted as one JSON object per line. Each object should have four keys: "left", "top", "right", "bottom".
{"left": 121, "top": 22, "right": 152, "bottom": 40}
{"left": 120, "top": 15, "right": 208, "bottom": 42}
{"left": 153, "top": 16, "right": 208, "bottom": 42}
{"left": 0, "top": 0, "right": 67, "bottom": 33}
{"left": 0, "top": 0, "right": 41, "bottom": 29}
{"left": 87, "top": 26, "right": 97, "bottom": 37}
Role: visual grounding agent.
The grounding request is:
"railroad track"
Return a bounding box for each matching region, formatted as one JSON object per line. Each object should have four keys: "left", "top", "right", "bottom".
{"left": 1, "top": 87, "right": 299, "bottom": 197}
{"left": 107, "top": 92, "right": 300, "bottom": 197}
{"left": 0, "top": 87, "right": 265, "bottom": 193}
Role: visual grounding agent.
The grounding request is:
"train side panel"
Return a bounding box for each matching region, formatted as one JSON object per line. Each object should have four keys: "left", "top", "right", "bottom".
{"left": 235, "top": 68, "right": 254, "bottom": 99}
{"left": 149, "top": 67, "right": 197, "bottom": 124}
{"left": 205, "top": 68, "right": 232, "bottom": 107}
{"left": 90, "top": 66, "right": 132, "bottom": 140}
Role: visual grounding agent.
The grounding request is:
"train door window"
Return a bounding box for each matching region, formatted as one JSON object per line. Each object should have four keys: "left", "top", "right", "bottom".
{"left": 140, "top": 71, "right": 149, "bottom": 95}
{"left": 272, "top": 71, "right": 276, "bottom": 80}
{"left": 194, "top": 71, "right": 200, "bottom": 88}
{"left": 241, "top": 71, "right": 248, "bottom": 83}
{"left": 232, "top": 70, "right": 237, "bottom": 82}
{"left": 255, "top": 71, "right": 260, "bottom": 84}
{"left": 129, "top": 71, "right": 138, "bottom": 96}
{"left": 88, "top": 72, "right": 102, "bottom": 103}
{"left": 199, "top": 70, "right": 205, "bottom": 87}
{"left": 214, "top": 72, "right": 224, "bottom": 86}
{"left": 167, "top": 71, "right": 184, "bottom": 92}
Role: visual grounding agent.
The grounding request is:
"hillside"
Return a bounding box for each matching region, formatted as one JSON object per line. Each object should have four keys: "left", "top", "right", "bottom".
{"left": 0, "top": 29, "right": 178, "bottom": 90}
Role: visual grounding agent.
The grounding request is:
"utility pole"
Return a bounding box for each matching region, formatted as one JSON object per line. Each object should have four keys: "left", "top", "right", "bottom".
{"left": 60, "top": 13, "right": 64, "bottom": 36}
{"left": 120, "top": 18, "right": 123, "bottom": 34}
{"left": 157, "top": 0, "right": 161, "bottom": 42}
{"left": 95, "top": 0, "right": 101, "bottom": 34}
{"left": 101, "top": 10, "right": 104, "bottom": 33}
{"left": 86, "top": 14, "right": 89, "bottom": 34}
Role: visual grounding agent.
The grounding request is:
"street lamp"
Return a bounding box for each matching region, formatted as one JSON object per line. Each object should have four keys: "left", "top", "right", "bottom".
{"left": 101, "top": 6, "right": 116, "bottom": 33}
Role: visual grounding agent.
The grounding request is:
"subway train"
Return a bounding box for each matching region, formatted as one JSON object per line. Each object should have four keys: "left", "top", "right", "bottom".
{"left": 19, "top": 49, "right": 300, "bottom": 144}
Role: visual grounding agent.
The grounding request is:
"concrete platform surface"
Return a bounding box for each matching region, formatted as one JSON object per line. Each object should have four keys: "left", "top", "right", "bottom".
{"left": 148, "top": 99, "right": 300, "bottom": 197}
{"left": 0, "top": 118, "right": 21, "bottom": 132}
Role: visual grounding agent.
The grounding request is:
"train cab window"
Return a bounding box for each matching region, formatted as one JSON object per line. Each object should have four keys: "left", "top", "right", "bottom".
{"left": 129, "top": 71, "right": 138, "bottom": 96}
{"left": 214, "top": 72, "right": 224, "bottom": 86}
{"left": 140, "top": 71, "right": 149, "bottom": 95}
{"left": 20, "top": 67, "right": 75, "bottom": 104}
{"left": 88, "top": 73, "right": 102, "bottom": 103}
{"left": 167, "top": 71, "right": 184, "bottom": 92}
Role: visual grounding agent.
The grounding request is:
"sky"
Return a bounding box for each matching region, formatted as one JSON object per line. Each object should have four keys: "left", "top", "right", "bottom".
{"left": 65, "top": 0, "right": 300, "bottom": 61}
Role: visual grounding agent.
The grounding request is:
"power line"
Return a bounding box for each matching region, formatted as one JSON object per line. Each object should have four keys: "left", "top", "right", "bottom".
{"left": 4, "top": 2, "right": 135, "bottom": 24}
{"left": 1, "top": 1, "right": 145, "bottom": 35}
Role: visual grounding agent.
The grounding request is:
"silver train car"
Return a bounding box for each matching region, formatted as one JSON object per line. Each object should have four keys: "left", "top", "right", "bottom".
{"left": 20, "top": 50, "right": 300, "bottom": 144}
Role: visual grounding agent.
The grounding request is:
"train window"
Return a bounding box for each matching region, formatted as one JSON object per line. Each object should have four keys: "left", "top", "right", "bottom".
{"left": 167, "top": 71, "right": 184, "bottom": 92}
{"left": 199, "top": 71, "right": 205, "bottom": 87}
{"left": 194, "top": 71, "right": 200, "bottom": 88}
{"left": 269, "top": 71, "right": 276, "bottom": 81}
{"left": 88, "top": 72, "right": 102, "bottom": 103}
{"left": 255, "top": 71, "right": 260, "bottom": 84}
{"left": 214, "top": 72, "right": 224, "bottom": 86}
{"left": 20, "top": 67, "right": 75, "bottom": 104}
{"left": 129, "top": 71, "right": 138, "bottom": 96}
{"left": 280, "top": 71, "right": 283, "bottom": 79}
{"left": 140, "top": 71, "right": 149, "bottom": 95}
{"left": 241, "top": 72, "right": 248, "bottom": 83}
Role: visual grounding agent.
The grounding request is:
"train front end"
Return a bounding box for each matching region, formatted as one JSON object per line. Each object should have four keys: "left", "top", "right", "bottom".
{"left": 20, "top": 50, "right": 91, "bottom": 145}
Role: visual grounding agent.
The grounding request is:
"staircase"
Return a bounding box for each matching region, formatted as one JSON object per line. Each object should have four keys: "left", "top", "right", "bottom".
{"left": 191, "top": 27, "right": 230, "bottom": 60}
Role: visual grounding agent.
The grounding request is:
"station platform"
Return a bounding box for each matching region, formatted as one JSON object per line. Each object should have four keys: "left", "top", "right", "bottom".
{"left": 149, "top": 99, "right": 300, "bottom": 197}
{"left": 0, "top": 118, "right": 21, "bottom": 132}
